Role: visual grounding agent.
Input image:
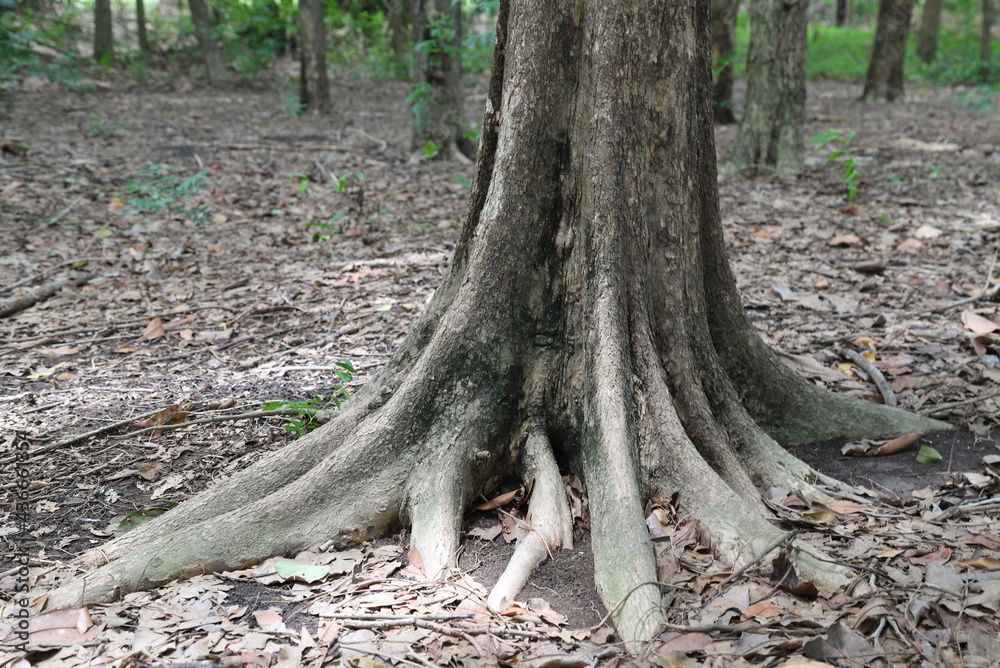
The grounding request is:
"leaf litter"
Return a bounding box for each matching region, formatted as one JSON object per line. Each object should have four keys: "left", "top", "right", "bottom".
{"left": 0, "top": 73, "right": 999, "bottom": 665}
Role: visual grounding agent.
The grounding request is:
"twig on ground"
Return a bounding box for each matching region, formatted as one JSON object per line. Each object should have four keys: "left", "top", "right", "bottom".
{"left": 110, "top": 406, "right": 335, "bottom": 439}
{"left": 924, "top": 284, "right": 1000, "bottom": 315}
{"left": 718, "top": 529, "right": 799, "bottom": 588}
{"left": 837, "top": 346, "right": 896, "bottom": 407}
{"left": 920, "top": 389, "right": 1000, "bottom": 416}
{"left": 935, "top": 498, "right": 1000, "bottom": 520}
{"left": 0, "top": 273, "right": 94, "bottom": 319}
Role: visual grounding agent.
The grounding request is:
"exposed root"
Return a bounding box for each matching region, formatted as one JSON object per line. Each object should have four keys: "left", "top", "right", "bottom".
{"left": 408, "top": 471, "right": 466, "bottom": 581}
{"left": 487, "top": 428, "right": 573, "bottom": 612}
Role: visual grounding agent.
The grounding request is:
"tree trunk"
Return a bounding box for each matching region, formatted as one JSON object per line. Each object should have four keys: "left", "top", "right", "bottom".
{"left": 718, "top": 0, "right": 808, "bottom": 178}
{"left": 136, "top": 0, "right": 150, "bottom": 53}
{"left": 916, "top": 0, "right": 942, "bottom": 62}
{"left": 836, "top": 0, "right": 850, "bottom": 26}
{"left": 711, "top": 0, "right": 740, "bottom": 124}
{"left": 862, "top": 0, "right": 915, "bottom": 101}
{"left": 299, "top": 0, "right": 331, "bottom": 113}
{"left": 45, "top": 0, "right": 946, "bottom": 646}
{"left": 187, "top": 0, "right": 230, "bottom": 86}
{"left": 983, "top": 0, "right": 996, "bottom": 82}
{"left": 410, "top": 0, "right": 473, "bottom": 161}
{"left": 387, "top": 0, "right": 409, "bottom": 76}
{"left": 93, "top": 0, "right": 113, "bottom": 63}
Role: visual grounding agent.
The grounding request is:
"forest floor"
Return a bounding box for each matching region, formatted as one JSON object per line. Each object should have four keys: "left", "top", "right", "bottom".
{"left": 1, "top": 69, "right": 1000, "bottom": 667}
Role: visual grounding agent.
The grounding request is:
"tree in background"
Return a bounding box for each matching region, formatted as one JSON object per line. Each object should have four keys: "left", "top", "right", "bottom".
{"left": 387, "top": 0, "right": 409, "bottom": 75}
{"left": 93, "top": 0, "right": 113, "bottom": 63}
{"left": 188, "top": 0, "right": 230, "bottom": 86}
{"left": 299, "top": 0, "right": 331, "bottom": 113}
{"left": 410, "top": 0, "right": 473, "bottom": 161}
{"left": 718, "top": 0, "right": 807, "bottom": 178}
{"left": 983, "top": 0, "right": 996, "bottom": 82}
{"left": 711, "top": 0, "right": 740, "bottom": 124}
{"left": 136, "top": 0, "right": 150, "bottom": 53}
{"left": 862, "top": 0, "right": 916, "bottom": 101}
{"left": 916, "top": 0, "right": 942, "bottom": 62}
{"left": 45, "top": 0, "right": 945, "bottom": 645}
{"left": 836, "top": 0, "right": 854, "bottom": 26}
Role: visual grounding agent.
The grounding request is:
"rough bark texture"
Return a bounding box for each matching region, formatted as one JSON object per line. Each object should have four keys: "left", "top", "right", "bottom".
{"left": 136, "top": 0, "right": 150, "bottom": 53}
{"left": 46, "top": 0, "right": 947, "bottom": 647}
{"left": 718, "top": 0, "right": 807, "bottom": 178}
{"left": 299, "top": 0, "right": 331, "bottom": 113}
{"left": 711, "top": 0, "right": 740, "bottom": 124}
{"left": 410, "top": 0, "right": 473, "bottom": 161}
{"left": 188, "top": 0, "right": 230, "bottom": 86}
{"left": 862, "top": 0, "right": 915, "bottom": 101}
{"left": 916, "top": 0, "right": 942, "bottom": 63}
{"left": 93, "top": 0, "right": 113, "bottom": 63}
{"left": 983, "top": 0, "right": 996, "bottom": 82}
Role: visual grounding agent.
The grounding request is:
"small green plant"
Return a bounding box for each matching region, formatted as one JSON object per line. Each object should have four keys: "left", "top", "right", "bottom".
{"left": 87, "top": 113, "right": 120, "bottom": 138}
{"left": 925, "top": 163, "right": 941, "bottom": 179}
{"left": 262, "top": 360, "right": 354, "bottom": 438}
{"left": 307, "top": 172, "right": 369, "bottom": 243}
{"left": 277, "top": 83, "right": 306, "bottom": 117}
{"left": 124, "top": 164, "right": 211, "bottom": 223}
{"left": 810, "top": 129, "right": 860, "bottom": 202}
{"left": 291, "top": 172, "right": 311, "bottom": 195}
{"left": 422, "top": 140, "right": 441, "bottom": 159}
{"left": 407, "top": 81, "right": 434, "bottom": 129}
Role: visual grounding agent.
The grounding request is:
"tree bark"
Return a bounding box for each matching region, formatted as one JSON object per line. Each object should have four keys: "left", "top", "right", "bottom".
{"left": 299, "top": 0, "right": 331, "bottom": 113}
{"left": 93, "top": 0, "right": 113, "bottom": 63}
{"left": 410, "top": 0, "right": 473, "bottom": 161}
{"left": 983, "top": 0, "right": 996, "bottom": 82}
{"left": 718, "top": 0, "right": 807, "bottom": 178}
{"left": 387, "top": 0, "right": 409, "bottom": 76}
{"left": 711, "top": 0, "right": 740, "bottom": 124}
{"left": 862, "top": 0, "right": 915, "bottom": 101}
{"left": 46, "top": 0, "right": 946, "bottom": 646}
{"left": 187, "top": 0, "right": 230, "bottom": 86}
{"left": 916, "top": 0, "right": 942, "bottom": 62}
{"left": 136, "top": 0, "right": 150, "bottom": 53}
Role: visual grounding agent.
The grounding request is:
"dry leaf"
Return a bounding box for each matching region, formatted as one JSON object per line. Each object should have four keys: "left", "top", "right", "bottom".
{"left": 865, "top": 433, "right": 923, "bottom": 457}
{"left": 143, "top": 317, "right": 166, "bottom": 340}
{"left": 962, "top": 310, "right": 1000, "bottom": 334}
{"left": 474, "top": 487, "right": 523, "bottom": 511}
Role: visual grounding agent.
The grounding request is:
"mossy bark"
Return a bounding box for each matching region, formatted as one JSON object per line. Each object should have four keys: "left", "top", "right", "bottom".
{"left": 46, "top": 0, "right": 947, "bottom": 647}
{"left": 718, "top": 0, "right": 808, "bottom": 178}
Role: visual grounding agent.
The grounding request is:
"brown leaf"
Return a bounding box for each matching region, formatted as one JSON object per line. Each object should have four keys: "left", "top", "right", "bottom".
{"left": 830, "top": 500, "right": 877, "bottom": 515}
{"left": 962, "top": 310, "right": 1000, "bottom": 334}
{"left": 828, "top": 234, "right": 863, "bottom": 247}
{"left": 474, "top": 487, "right": 523, "bottom": 511}
{"left": 143, "top": 317, "right": 166, "bottom": 340}
{"left": 7, "top": 336, "right": 60, "bottom": 349}
{"left": 106, "top": 199, "right": 126, "bottom": 212}
{"left": 910, "top": 548, "right": 951, "bottom": 565}
{"left": 865, "top": 432, "right": 923, "bottom": 457}
{"left": 961, "top": 557, "right": 1000, "bottom": 570}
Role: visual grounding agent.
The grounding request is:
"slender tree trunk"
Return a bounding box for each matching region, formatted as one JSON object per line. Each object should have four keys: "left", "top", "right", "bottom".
{"left": 410, "top": 0, "right": 472, "bottom": 161}
{"left": 47, "top": 0, "right": 945, "bottom": 646}
{"left": 836, "top": 0, "right": 848, "bottom": 25}
{"left": 862, "top": 0, "right": 915, "bottom": 101}
{"left": 136, "top": 0, "right": 150, "bottom": 53}
{"left": 388, "top": 0, "right": 408, "bottom": 76}
{"left": 299, "top": 0, "right": 331, "bottom": 113}
{"left": 187, "top": 0, "right": 230, "bottom": 86}
{"left": 711, "top": 0, "right": 740, "bottom": 124}
{"left": 93, "top": 0, "right": 114, "bottom": 63}
{"left": 916, "top": 0, "right": 942, "bottom": 62}
{"left": 983, "top": 0, "right": 996, "bottom": 82}
{"left": 718, "top": 0, "right": 807, "bottom": 178}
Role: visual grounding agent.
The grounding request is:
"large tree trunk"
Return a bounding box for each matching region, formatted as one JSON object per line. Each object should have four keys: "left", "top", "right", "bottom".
{"left": 711, "top": 0, "right": 740, "bottom": 124}
{"left": 916, "top": 0, "right": 942, "bottom": 62}
{"left": 983, "top": 0, "right": 996, "bottom": 82}
{"left": 862, "top": 0, "right": 915, "bottom": 101}
{"left": 45, "top": 0, "right": 945, "bottom": 646}
{"left": 93, "top": 0, "right": 113, "bottom": 63}
{"left": 410, "top": 0, "right": 473, "bottom": 161}
{"left": 299, "top": 0, "right": 331, "bottom": 113}
{"left": 187, "top": 0, "right": 230, "bottom": 86}
{"left": 718, "top": 0, "right": 807, "bottom": 178}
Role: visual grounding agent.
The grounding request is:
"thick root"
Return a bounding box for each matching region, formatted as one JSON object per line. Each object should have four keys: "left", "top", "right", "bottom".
{"left": 487, "top": 428, "right": 573, "bottom": 612}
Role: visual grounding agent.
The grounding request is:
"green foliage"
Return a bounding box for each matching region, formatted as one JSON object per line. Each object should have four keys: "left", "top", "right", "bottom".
{"left": 952, "top": 88, "right": 998, "bottom": 115}
{"left": 87, "top": 113, "right": 120, "bottom": 138}
{"left": 261, "top": 361, "right": 354, "bottom": 438}
{"left": 422, "top": 140, "right": 442, "bottom": 159}
{"left": 926, "top": 162, "right": 942, "bottom": 179}
{"left": 124, "top": 164, "right": 211, "bottom": 224}
{"left": 917, "top": 445, "right": 943, "bottom": 463}
{"left": 408, "top": 81, "right": 434, "bottom": 130}
{"left": 811, "top": 129, "right": 860, "bottom": 201}
{"left": 307, "top": 172, "right": 372, "bottom": 244}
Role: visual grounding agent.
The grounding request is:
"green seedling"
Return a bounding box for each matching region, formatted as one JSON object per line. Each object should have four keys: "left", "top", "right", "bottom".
{"left": 261, "top": 360, "right": 354, "bottom": 438}
{"left": 124, "top": 164, "right": 210, "bottom": 224}
{"left": 811, "top": 129, "right": 860, "bottom": 202}
{"left": 926, "top": 163, "right": 941, "bottom": 179}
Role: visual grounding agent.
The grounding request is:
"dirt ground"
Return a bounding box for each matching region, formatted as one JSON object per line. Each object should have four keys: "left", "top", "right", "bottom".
{"left": 1, "top": 70, "right": 1000, "bottom": 666}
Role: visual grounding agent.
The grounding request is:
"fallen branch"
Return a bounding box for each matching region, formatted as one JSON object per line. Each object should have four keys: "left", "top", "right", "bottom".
{"left": 925, "top": 284, "right": 1000, "bottom": 315}
{"left": 935, "top": 498, "right": 1000, "bottom": 521}
{"left": 920, "top": 389, "right": 1000, "bottom": 416}
{"left": 110, "top": 406, "right": 336, "bottom": 440}
{"left": 837, "top": 347, "right": 896, "bottom": 408}
{"left": 718, "top": 529, "right": 798, "bottom": 588}
{"left": 0, "top": 273, "right": 93, "bottom": 318}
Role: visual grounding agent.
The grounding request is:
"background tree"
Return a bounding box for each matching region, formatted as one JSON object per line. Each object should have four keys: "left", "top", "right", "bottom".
{"left": 718, "top": 0, "right": 808, "bottom": 178}
{"left": 983, "top": 0, "right": 996, "bottom": 81}
{"left": 711, "top": 0, "right": 740, "bottom": 124}
{"left": 188, "top": 0, "right": 230, "bottom": 86}
{"left": 410, "top": 0, "right": 472, "bottom": 161}
{"left": 93, "top": 0, "right": 113, "bottom": 63}
{"left": 387, "top": 0, "right": 409, "bottom": 76}
{"left": 45, "top": 0, "right": 945, "bottom": 645}
{"left": 136, "top": 0, "right": 150, "bottom": 53}
{"left": 836, "top": 0, "right": 854, "bottom": 26}
{"left": 299, "top": 0, "right": 331, "bottom": 113}
{"left": 916, "top": 0, "right": 943, "bottom": 62}
{"left": 862, "top": 0, "right": 916, "bottom": 101}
